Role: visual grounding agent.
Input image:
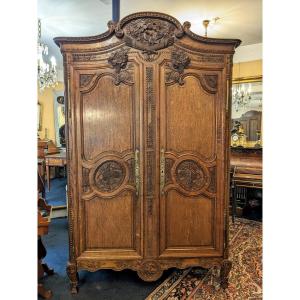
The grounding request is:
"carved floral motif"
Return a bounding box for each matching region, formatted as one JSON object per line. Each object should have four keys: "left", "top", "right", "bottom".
{"left": 94, "top": 161, "right": 125, "bottom": 193}
{"left": 175, "top": 160, "right": 206, "bottom": 191}
{"left": 108, "top": 48, "right": 133, "bottom": 85}
{"left": 166, "top": 50, "right": 191, "bottom": 85}
{"left": 124, "top": 18, "right": 177, "bottom": 52}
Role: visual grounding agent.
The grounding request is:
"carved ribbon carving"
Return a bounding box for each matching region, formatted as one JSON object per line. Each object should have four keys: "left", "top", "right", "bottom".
{"left": 166, "top": 50, "right": 191, "bottom": 85}
{"left": 94, "top": 161, "right": 125, "bottom": 193}
{"left": 108, "top": 48, "right": 133, "bottom": 85}
{"left": 175, "top": 160, "right": 206, "bottom": 191}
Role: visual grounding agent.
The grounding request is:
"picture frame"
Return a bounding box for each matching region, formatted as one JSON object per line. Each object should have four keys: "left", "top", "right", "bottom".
{"left": 231, "top": 76, "right": 263, "bottom": 148}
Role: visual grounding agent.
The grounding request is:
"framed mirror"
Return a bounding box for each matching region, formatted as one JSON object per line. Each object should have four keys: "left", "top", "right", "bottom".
{"left": 53, "top": 91, "right": 66, "bottom": 148}
{"left": 231, "top": 76, "right": 262, "bottom": 148}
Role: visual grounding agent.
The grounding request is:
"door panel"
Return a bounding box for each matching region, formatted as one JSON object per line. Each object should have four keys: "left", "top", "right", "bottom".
{"left": 82, "top": 76, "right": 133, "bottom": 160}
{"left": 73, "top": 61, "right": 142, "bottom": 258}
{"left": 159, "top": 58, "right": 223, "bottom": 257}
{"left": 166, "top": 190, "right": 214, "bottom": 247}
{"left": 165, "top": 76, "right": 215, "bottom": 159}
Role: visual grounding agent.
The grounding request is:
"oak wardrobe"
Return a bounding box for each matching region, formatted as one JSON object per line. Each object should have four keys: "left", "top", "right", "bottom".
{"left": 54, "top": 12, "right": 240, "bottom": 293}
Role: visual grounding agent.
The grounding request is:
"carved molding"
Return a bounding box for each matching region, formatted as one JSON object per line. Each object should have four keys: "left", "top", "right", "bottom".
{"left": 207, "top": 167, "right": 217, "bottom": 194}
{"left": 76, "top": 257, "right": 224, "bottom": 279}
{"left": 80, "top": 74, "right": 94, "bottom": 88}
{"left": 182, "top": 21, "right": 241, "bottom": 48}
{"left": 175, "top": 160, "right": 206, "bottom": 191}
{"left": 165, "top": 50, "right": 191, "bottom": 85}
{"left": 93, "top": 161, "right": 125, "bottom": 193}
{"left": 82, "top": 167, "right": 91, "bottom": 193}
{"left": 146, "top": 67, "right": 155, "bottom": 215}
{"left": 55, "top": 12, "right": 240, "bottom": 51}
{"left": 165, "top": 158, "right": 174, "bottom": 185}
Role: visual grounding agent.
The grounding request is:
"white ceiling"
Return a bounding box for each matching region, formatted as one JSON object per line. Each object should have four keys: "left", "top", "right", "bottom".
{"left": 38, "top": 0, "right": 262, "bottom": 72}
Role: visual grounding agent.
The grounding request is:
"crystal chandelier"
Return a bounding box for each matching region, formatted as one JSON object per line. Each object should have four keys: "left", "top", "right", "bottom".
{"left": 232, "top": 83, "right": 251, "bottom": 112}
{"left": 37, "top": 19, "right": 58, "bottom": 91}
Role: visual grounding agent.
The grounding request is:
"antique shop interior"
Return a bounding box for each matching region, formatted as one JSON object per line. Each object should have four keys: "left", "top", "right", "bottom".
{"left": 37, "top": 0, "right": 262, "bottom": 299}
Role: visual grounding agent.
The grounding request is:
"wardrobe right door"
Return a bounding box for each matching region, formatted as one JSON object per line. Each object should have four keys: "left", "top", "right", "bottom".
{"left": 159, "top": 50, "right": 226, "bottom": 258}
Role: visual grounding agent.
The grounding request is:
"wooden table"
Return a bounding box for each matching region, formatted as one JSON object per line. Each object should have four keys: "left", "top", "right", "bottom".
{"left": 45, "top": 152, "right": 67, "bottom": 191}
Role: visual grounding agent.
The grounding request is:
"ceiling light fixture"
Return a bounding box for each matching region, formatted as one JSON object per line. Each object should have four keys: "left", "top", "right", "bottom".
{"left": 37, "top": 19, "right": 58, "bottom": 91}
{"left": 202, "top": 17, "right": 220, "bottom": 37}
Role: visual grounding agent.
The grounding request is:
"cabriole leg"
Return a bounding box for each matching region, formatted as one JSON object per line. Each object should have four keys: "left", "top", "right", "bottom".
{"left": 66, "top": 262, "right": 79, "bottom": 294}
{"left": 220, "top": 259, "right": 232, "bottom": 289}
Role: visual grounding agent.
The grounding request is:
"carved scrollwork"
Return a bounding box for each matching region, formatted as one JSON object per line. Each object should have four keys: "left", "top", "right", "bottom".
{"left": 94, "top": 161, "right": 125, "bottom": 193}
{"left": 175, "top": 160, "right": 206, "bottom": 191}
{"left": 165, "top": 50, "right": 191, "bottom": 85}
{"left": 80, "top": 74, "right": 94, "bottom": 88}
{"left": 108, "top": 48, "right": 133, "bottom": 85}
{"left": 200, "top": 74, "right": 218, "bottom": 93}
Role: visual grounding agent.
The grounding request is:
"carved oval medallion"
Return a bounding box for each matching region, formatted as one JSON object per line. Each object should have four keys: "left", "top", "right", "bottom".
{"left": 175, "top": 160, "right": 206, "bottom": 191}
{"left": 137, "top": 261, "right": 163, "bottom": 282}
{"left": 94, "top": 161, "right": 125, "bottom": 193}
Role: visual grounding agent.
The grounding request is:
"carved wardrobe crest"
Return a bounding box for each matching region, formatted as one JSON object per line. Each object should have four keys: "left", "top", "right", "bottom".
{"left": 54, "top": 11, "right": 240, "bottom": 294}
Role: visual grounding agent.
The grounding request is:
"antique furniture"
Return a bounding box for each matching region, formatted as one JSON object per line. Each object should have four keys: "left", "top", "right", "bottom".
{"left": 45, "top": 151, "right": 67, "bottom": 191}
{"left": 230, "top": 147, "right": 262, "bottom": 220}
{"left": 54, "top": 12, "right": 240, "bottom": 293}
{"left": 38, "top": 194, "right": 53, "bottom": 299}
{"left": 231, "top": 165, "right": 262, "bottom": 222}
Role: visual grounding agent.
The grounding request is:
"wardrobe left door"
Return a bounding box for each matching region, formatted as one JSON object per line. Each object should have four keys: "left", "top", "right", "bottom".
{"left": 69, "top": 58, "right": 143, "bottom": 262}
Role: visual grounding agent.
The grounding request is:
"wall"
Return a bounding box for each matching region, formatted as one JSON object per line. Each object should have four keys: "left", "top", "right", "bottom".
{"left": 38, "top": 82, "right": 64, "bottom": 144}
{"left": 232, "top": 43, "right": 262, "bottom": 79}
{"left": 233, "top": 60, "right": 262, "bottom": 79}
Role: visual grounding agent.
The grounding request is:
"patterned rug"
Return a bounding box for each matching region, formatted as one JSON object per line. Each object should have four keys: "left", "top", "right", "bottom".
{"left": 146, "top": 218, "right": 262, "bottom": 300}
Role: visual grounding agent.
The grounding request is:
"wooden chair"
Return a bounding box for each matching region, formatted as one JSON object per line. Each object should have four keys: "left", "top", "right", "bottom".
{"left": 38, "top": 194, "right": 53, "bottom": 299}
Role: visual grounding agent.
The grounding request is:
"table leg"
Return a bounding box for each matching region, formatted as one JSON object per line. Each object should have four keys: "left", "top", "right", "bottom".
{"left": 46, "top": 165, "right": 50, "bottom": 191}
